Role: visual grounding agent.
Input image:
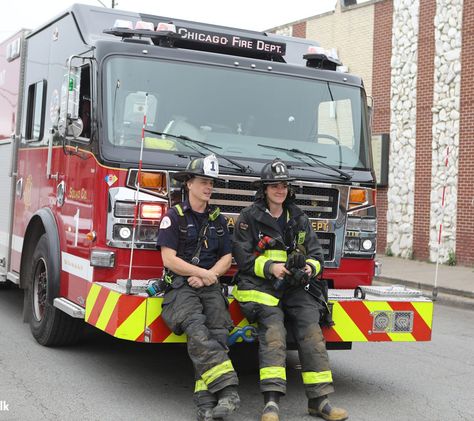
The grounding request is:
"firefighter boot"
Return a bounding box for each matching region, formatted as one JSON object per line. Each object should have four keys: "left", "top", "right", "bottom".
{"left": 211, "top": 386, "right": 240, "bottom": 418}
{"left": 196, "top": 405, "right": 223, "bottom": 421}
{"left": 308, "top": 396, "right": 348, "bottom": 421}
{"left": 261, "top": 402, "right": 279, "bottom": 421}
{"left": 261, "top": 391, "right": 281, "bottom": 421}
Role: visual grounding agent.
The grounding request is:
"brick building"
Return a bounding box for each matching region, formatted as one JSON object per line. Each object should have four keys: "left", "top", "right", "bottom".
{"left": 268, "top": 0, "right": 473, "bottom": 267}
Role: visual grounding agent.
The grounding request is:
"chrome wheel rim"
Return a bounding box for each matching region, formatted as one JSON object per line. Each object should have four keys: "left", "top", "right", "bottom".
{"left": 33, "top": 257, "right": 48, "bottom": 321}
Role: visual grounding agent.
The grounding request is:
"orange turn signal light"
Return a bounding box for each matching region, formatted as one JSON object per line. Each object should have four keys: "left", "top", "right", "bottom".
{"left": 127, "top": 170, "right": 168, "bottom": 196}
{"left": 86, "top": 231, "right": 97, "bottom": 242}
{"left": 349, "top": 188, "right": 368, "bottom": 209}
{"left": 140, "top": 172, "right": 166, "bottom": 189}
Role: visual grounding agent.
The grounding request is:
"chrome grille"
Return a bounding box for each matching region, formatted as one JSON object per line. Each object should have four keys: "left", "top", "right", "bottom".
{"left": 293, "top": 185, "right": 339, "bottom": 219}
{"left": 211, "top": 180, "right": 339, "bottom": 219}
{"left": 316, "top": 233, "right": 335, "bottom": 261}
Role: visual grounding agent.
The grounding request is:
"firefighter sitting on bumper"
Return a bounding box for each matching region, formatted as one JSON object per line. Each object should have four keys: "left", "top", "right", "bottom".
{"left": 157, "top": 154, "right": 240, "bottom": 421}
{"left": 232, "top": 158, "right": 348, "bottom": 421}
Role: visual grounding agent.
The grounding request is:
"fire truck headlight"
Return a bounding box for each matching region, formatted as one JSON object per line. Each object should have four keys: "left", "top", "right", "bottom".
{"left": 344, "top": 238, "right": 360, "bottom": 251}
{"left": 361, "top": 239, "right": 375, "bottom": 251}
{"left": 119, "top": 226, "right": 132, "bottom": 240}
{"left": 91, "top": 250, "right": 116, "bottom": 268}
{"left": 113, "top": 225, "right": 133, "bottom": 241}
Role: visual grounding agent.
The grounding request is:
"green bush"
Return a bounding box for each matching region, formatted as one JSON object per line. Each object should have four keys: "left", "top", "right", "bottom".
{"left": 447, "top": 250, "right": 456, "bottom": 266}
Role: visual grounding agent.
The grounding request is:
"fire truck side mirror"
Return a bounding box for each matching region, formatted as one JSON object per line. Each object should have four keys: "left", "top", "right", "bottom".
{"left": 57, "top": 116, "right": 84, "bottom": 139}
{"left": 68, "top": 117, "right": 84, "bottom": 139}
{"left": 58, "top": 66, "right": 82, "bottom": 138}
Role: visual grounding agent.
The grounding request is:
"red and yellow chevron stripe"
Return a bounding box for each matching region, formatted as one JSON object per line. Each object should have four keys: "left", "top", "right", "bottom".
{"left": 322, "top": 300, "right": 433, "bottom": 342}
{"left": 85, "top": 283, "right": 433, "bottom": 343}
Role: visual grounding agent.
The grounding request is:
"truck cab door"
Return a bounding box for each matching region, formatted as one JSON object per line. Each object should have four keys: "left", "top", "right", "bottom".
{"left": 55, "top": 63, "right": 96, "bottom": 297}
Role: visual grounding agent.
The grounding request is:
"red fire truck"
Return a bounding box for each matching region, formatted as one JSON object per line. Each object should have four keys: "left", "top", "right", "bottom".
{"left": 0, "top": 4, "right": 433, "bottom": 347}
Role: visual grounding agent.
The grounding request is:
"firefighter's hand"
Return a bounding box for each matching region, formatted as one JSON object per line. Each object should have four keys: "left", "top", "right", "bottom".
{"left": 188, "top": 276, "right": 205, "bottom": 288}
{"left": 199, "top": 269, "right": 219, "bottom": 286}
{"left": 270, "top": 263, "right": 291, "bottom": 280}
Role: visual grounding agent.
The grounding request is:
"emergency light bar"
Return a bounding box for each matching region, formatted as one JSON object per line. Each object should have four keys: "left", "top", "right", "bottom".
{"left": 134, "top": 21, "right": 155, "bottom": 31}
{"left": 104, "top": 21, "right": 286, "bottom": 61}
{"left": 304, "top": 45, "right": 342, "bottom": 71}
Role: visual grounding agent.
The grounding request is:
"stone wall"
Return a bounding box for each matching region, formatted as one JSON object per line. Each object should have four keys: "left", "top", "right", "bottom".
{"left": 429, "top": 0, "right": 463, "bottom": 263}
{"left": 412, "top": 0, "right": 436, "bottom": 261}
{"left": 386, "top": 0, "right": 420, "bottom": 258}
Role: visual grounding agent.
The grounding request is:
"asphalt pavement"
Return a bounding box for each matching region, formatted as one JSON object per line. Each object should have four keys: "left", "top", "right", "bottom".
{"left": 1, "top": 287, "right": 473, "bottom": 421}
{"left": 375, "top": 255, "right": 474, "bottom": 310}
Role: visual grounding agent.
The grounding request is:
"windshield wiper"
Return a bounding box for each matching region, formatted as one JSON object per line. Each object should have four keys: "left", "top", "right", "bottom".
{"left": 145, "top": 129, "right": 253, "bottom": 174}
{"left": 287, "top": 165, "right": 354, "bottom": 181}
{"left": 257, "top": 144, "right": 352, "bottom": 180}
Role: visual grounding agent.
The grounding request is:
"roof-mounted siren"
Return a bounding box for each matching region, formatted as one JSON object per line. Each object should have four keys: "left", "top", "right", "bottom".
{"left": 135, "top": 21, "right": 155, "bottom": 31}
{"left": 104, "top": 19, "right": 180, "bottom": 46}
{"left": 303, "top": 46, "right": 342, "bottom": 71}
{"left": 153, "top": 23, "right": 179, "bottom": 47}
{"left": 155, "top": 22, "right": 177, "bottom": 33}
{"left": 113, "top": 19, "right": 134, "bottom": 30}
{"left": 104, "top": 19, "right": 158, "bottom": 44}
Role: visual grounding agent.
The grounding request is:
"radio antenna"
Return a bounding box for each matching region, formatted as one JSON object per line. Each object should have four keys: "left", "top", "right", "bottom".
{"left": 126, "top": 93, "right": 148, "bottom": 295}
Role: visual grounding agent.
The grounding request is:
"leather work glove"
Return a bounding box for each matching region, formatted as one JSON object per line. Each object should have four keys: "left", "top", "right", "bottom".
{"left": 286, "top": 252, "right": 306, "bottom": 271}
{"left": 284, "top": 252, "right": 309, "bottom": 287}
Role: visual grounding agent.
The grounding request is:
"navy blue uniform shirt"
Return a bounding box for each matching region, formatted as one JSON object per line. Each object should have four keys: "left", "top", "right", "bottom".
{"left": 156, "top": 201, "right": 231, "bottom": 270}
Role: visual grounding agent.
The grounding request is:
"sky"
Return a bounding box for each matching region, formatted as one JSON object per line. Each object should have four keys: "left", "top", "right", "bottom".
{"left": 0, "top": 0, "right": 338, "bottom": 43}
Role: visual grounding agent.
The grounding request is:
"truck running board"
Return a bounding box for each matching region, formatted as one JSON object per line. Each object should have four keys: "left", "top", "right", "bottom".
{"left": 54, "top": 298, "right": 86, "bottom": 319}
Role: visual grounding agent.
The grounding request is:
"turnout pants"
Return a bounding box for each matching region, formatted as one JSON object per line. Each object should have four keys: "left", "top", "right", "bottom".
{"left": 161, "top": 282, "right": 238, "bottom": 408}
{"left": 239, "top": 285, "right": 334, "bottom": 399}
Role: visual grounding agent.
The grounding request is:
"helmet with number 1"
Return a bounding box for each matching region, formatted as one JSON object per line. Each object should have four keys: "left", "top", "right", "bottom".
{"left": 259, "top": 158, "right": 295, "bottom": 185}
{"left": 172, "top": 154, "right": 222, "bottom": 182}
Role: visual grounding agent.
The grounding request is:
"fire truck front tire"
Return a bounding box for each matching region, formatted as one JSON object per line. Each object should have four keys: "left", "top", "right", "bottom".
{"left": 26, "top": 234, "right": 83, "bottom": 346}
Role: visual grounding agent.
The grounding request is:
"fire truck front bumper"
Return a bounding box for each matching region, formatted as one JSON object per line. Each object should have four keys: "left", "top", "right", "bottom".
{"left": 83, "top": 282, "right": 433, "bottom": 344}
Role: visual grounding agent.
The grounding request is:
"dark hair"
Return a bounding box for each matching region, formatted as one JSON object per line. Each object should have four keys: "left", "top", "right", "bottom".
{"left": 255, "top": 184, "right": 296, "bottom": 206}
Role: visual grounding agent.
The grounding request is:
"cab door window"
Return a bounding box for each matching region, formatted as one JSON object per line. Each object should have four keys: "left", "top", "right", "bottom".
{"left": 25, "top": 80, "right": 46, "bottom": 141}
{"left": 78, "top": 64, "right": 91, "bottom": 140}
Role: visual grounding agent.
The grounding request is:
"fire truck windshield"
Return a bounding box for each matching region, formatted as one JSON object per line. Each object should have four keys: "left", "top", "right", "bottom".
{"left": 103, "top": 56, "right": 371, "bottom": 172}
